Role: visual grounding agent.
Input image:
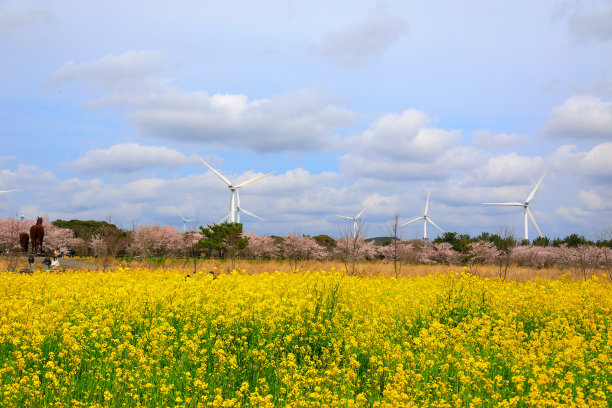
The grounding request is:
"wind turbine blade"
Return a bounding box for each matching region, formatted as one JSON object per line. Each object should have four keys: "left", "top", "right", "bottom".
{"left": 0, "top": 190, "right": 19, "bottom": 194}
{"left": 336, "top": 215, "right": 353, "bottom": 220}
{"left": 482, "top": 202, "right": 524, "bottom": 206}
{"left": 424, "top": 192, "right": 430, "bottom": 216}
{"left": 235, "top": 171, "right": 277, "bottom": 189}
{"left": 400, "top": 216, "right": 424, "bottom": 226}
{"left": 526, "top": 208, "right": 543, "bottom": 237}
{"left": 236, "top": 190, "right": 241, "bottom": 208}
{"left": 525, "top": 170, "right": 548, "bottom": 203}
{"left": 427, "top": 218, "right": 445, "bottom": 233}
{"left": 219, "top": 214, "right": 229, "bottom": 223}
{"left": 240, "top": 208, "right": 264, "bottom": 221}
{"left": 199, "top": 159, "right": 233, "bottom": 186}
{"left": 356, "top": 207, "right": 367, "bottom": 219}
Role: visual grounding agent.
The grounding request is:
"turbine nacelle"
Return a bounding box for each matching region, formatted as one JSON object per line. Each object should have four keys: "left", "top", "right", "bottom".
{"left": 401, "top": 192, "right": 444, "bottom": 240}
{"left": 482, "top": 170, "right": 547, "bottom": 240}
{"left": 200, "top": 158, "right": 275, "bottom": 224}
{"left": 336, "top": 207, "right": 366, "bottom": 239}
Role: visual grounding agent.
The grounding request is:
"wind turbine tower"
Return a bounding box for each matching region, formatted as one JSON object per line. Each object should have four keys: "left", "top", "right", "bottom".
{"left": 483, "top": 170, "right": 547, "bottom": 241}
{"left": 179, "top": 214, "right": 194, "bottom": 232}
{"left": 199, "top": 159, "right": 276, "bottom": 223}
{"left": 401, "top": 192, "right": 444, "bottom": 240}
{"left": 336, "top": 207, "right": 366, "bottom": 239}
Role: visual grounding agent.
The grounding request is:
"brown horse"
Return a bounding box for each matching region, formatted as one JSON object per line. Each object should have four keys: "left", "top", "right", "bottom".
{"left": 19, "top": 232, "right": 29, "bottom": 253}
{"left": 30, "top": 217, "right": 45, "bottom": 254}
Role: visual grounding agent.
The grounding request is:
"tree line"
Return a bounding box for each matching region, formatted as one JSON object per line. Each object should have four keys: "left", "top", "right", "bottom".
{"left": 1, "top": 217, "right": 610, "bottom": 279}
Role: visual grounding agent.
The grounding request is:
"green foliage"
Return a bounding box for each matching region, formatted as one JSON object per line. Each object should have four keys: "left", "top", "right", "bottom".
{"left": 433, "top": 232, "right": 473, "bottom": 253}
{"left": 313, "top": 234, "right": 336, "bottom": 249}
{"left": 553, "top": 234, "right": 591, "bottom": 248}
{"left": 52, "top": 219, "right": 123, "bottom": 239}
{"left": 532, "top": 236, "right": 551, "bottom": 247}
{"left": 196, "top": 223, "right": 248, "bottom": 259}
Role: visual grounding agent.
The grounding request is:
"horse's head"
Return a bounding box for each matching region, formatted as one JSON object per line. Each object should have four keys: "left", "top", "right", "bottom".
{"left": 36, "top": 217, "right": 43, "bottom": 225}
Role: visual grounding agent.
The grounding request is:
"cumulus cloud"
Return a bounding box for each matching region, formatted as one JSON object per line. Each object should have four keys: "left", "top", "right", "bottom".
{"left": 471, "top": 153, "right": 546, "bottom": 186}
{"left": 472, "top": 129, "right": 529, "bottom": 150}
{"left": 0, "top": 9, "right": 53, "bottom": 33}
{"left": 127, "top": 88, "right": 358, "bottom": 153}
{"left": 48, "top": 53, "right": 358, "bottom": 153}
{"left": 339, "top": 109, "right": 468, "bottom": 180}
{"left": 538, "top": 95, "right": 612, "bottom": 141}
{"left": 577, "top": 189, "right": 611, "bottom": 210}
{"left": 66, "top": 143, "right": 200, "bottom": 174}
{"left": 46, "top": 50, "right": 167, "bottom": 87}
{"left": 549, "top": 142, "right": 612, "bottom": 181}
{"left": 313, "top": 8, "right": 408, "bottom": 66}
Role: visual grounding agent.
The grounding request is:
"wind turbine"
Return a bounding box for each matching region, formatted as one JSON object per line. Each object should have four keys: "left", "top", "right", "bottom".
{"left": 336, "top": 207, "right": 366, "bottom": 239}
{"left": 401, "top": 192, "right": 444, "bottom": 240}
{"left": 483, "top": 170, "right": 547, "bottom": 241}
{"left": 179, "top": 214, "right": 194, "bottom": 232}
{"left": 199, "top": 159, "right": 276, "bottom": 223}
{"left": 0, "top": 189, "right": 19, "bottom": 194}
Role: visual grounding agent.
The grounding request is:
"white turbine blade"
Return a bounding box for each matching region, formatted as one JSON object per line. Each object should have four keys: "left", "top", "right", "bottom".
{"left": 235, "top": 170, "right": 276, "bottom": 189}
{"left": 219, "top": 214, "right": 229, "bottom": 223}
{"left": 240, "top": 208, "right": 264, "bottom": 221}
{"left": 236, "top": 190, "right": 241, "bottom": 208}
{"left": 526, "top": 208, "right": 543, "bottom": 237}
{"left": 400, "top": 216, "right": 424, "bottom": 226}
{"left": 336, "top": 215, "right": 353, "bottom": 220}
{"left": 356, "top": 207, "right": 367, "bottom": 219}
{"left": 424, "top": 192, "right": 430, "bottom": 216}
{"left": 0, "top": 190, "right": 19, "bottom": 194}
{"left": 199, "top": 159, "right": 233, "bottom": 186}
{"left": 482, "top": 202, "right": 524, "bottom": 206}
{"left": 427, "top": 218, "right": 445, "bottom": 233}
{"left": 525, "top": 170, "right": 548, "bottom": 203}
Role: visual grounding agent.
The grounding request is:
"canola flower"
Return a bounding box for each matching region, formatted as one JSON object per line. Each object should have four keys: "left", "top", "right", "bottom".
{"left": 0, "top": 268, "right": 610, "bottom": 408}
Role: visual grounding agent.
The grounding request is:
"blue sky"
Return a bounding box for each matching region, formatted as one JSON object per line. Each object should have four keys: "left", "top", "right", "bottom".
{"left": 1, "top": 0, "right": 611, "bottom": 240}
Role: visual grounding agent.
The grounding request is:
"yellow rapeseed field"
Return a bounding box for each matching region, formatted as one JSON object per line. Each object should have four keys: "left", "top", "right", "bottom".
{"left": 0, "top": 267, "right": 610, "bottom": 407}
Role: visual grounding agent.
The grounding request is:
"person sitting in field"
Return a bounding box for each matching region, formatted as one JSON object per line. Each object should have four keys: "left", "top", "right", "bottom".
{"left": 51, "top": 257, "right": 60, "bottom": 271}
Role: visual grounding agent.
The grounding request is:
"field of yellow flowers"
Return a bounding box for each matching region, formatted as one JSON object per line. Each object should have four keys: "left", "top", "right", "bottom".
{"left": 0, "top": 267, "right": 610, "bottom": 408}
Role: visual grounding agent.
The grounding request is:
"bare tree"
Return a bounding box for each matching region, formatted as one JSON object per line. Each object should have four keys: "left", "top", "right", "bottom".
{"left": 386, "top": 212, "right": 403, "bottom": 278}
{"left": 336, "top": 217, "right": 368, "bottom": 276}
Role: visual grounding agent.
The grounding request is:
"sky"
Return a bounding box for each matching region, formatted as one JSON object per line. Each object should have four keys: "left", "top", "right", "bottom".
{"left": 1, "top": 0, "right": 611, "bottom": 240}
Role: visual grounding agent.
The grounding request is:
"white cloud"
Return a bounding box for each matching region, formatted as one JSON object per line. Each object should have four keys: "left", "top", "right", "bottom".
{"left": 48, "top": 53, "right": 359, "bottom": 153}
{"left": 549, "top": 142, "right": 612, "bottom": 180}
{"left": 127, "top": 88, "right": 358, "bottom": 153}
{"left": 66, "top": 143, "right": 199, "bottom": 173}
{"left": 577, "top": 189, "right": 611, "bottom": 210}
{"left": 46, "top": 50, "right": 167, "bottom": 87}
{"left": 313, "top": 8, "right": 408, "bottom": 66}
{"left": 472, "top": 153, "right": 546, "bottom": 186}
{"left": 339, "top": 109, "right": 465, "bottom": 180}
{"left": 538, "top": 95, "right": 612, "bottom": 141}
{"left": 472, "top": 129, "right": 529, "bottom": 150}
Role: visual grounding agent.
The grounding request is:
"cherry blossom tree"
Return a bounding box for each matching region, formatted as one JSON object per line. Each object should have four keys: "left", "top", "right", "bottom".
{"left": 0, "top": 217, "right": 30, "bottom": 251}
{"left": 431, "top": 242, "right": 461, "bottom": 264}
{"left": 334, "top": 237, "right": 377, "bottom": 275}
{"left": 282, "top": 235, "right": 328, "bottom": 270}
{"left": 378, "top": 240, "right": 414, "bottom": 277}
{"left": 244, "top": 233, "right": 280, "bottom": 260}
{"left": 128, "top": 224, "right": 183, "bottom": 258}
